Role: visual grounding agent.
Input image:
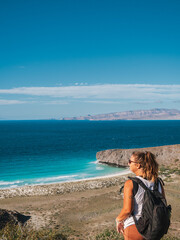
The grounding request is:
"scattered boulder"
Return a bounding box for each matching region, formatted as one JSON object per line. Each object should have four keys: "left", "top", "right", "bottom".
{"left": 0, "top": 209, "right": 31, "bottom": 230}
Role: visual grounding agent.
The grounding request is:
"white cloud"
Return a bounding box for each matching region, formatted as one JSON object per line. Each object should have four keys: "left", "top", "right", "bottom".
{"left": 0, "top": 99, "right": 27, "bottom": 105}
{"left": 85, "top": 100, "right": 164, "bottom": 105}
{"left": 85, "top": 100, "right": 124, "bottom": 104}
{"left": 44, "top": 100, "right": 69, "bottom": 105}
{"left": 0, "top": 84, "right": 179, "bottom": 102}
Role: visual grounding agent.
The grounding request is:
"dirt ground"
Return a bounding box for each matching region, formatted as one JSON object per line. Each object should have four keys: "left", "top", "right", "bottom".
{"left": 0, "top": 175, "right": 179, "bottom": 240}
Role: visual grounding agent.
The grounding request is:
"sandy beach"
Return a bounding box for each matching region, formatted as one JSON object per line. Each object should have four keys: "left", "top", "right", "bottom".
{"left": 0, "top": 169, "right": 179, "bottom": 239}
{"left": 0, "top": 169, "right": 130, "bottom": 199}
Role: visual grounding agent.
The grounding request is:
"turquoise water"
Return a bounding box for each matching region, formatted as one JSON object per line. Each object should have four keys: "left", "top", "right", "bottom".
{"left": 0, "top": 120, "right": 180, "bottom": 188}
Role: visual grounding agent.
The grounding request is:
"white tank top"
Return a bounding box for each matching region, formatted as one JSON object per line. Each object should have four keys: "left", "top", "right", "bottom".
{"left": 124, "top": 176, "right": 162, "bottom": 229}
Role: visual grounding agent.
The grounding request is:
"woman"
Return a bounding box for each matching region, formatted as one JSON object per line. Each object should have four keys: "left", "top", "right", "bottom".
{"left": 116, "top": 151, "right": 165, "bottom": 240}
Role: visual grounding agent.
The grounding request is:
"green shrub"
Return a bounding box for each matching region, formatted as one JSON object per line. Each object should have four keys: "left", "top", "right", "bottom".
{"left": 0, "top": 223, "right": 67, "bottom": 240}
{"left": 95, "top": 229, "right": 123, "bottom": 240}
{"left": 159, "top": 166, "right": 180, "bottom": 176}
{"left": 161, "top": 235, "right": 180, "bottom": 240}
{"left": 1, "top": 224, "right": 179, "bottom": 240}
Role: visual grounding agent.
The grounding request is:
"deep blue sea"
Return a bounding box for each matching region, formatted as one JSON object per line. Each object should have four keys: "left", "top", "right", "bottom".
{"left": 0, "top": 120, "right": 180, "bottom": 189}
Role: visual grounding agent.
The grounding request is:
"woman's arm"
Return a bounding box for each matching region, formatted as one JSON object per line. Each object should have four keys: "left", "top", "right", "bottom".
{"left": 116, "top": 179, "right": 134, "bottom": 233}
{"left": 116, "top": 179, "right": 134, "bottom": 222}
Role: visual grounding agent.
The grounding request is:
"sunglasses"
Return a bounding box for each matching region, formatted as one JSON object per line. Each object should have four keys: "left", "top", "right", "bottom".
{"left": 128, "top": 159, "right": 138, "bottom": 164}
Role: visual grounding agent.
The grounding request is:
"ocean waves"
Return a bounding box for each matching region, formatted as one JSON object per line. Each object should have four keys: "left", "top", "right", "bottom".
{"left": 34, "top": 175, "right": 79, "bottom": 183}
{"left": 0, "top": 165, "right": 123, "bottom": 189}
{"left": 0, "top": 180, "right": 24, "bottom": 188}
{"left": 0, "top": 175, "right": 80, "bottom": 189}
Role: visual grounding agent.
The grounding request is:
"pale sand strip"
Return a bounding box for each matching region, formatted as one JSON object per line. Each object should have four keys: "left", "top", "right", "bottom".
{"left": 0, "top": 169, "right": 131, "bottom": 199}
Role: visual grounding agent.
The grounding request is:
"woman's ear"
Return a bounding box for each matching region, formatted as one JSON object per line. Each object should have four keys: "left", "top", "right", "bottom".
{"left": 137, "top": 163, "right": 141, "bottom": 169}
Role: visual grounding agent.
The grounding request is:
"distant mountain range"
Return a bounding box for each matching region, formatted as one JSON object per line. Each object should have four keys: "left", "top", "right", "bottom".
{"left": 61, "top": 109, "right": 180, "bottom": 120}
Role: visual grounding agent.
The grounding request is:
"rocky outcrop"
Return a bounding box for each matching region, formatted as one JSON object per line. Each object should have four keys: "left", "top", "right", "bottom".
{"left": 0, "top": 209, "right": 31, "bottom": 230}
{"left": 96, "top": 144, "right": 180, "bottom": 168}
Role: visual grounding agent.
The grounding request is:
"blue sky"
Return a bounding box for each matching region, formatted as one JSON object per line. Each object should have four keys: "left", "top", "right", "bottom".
{"left": 0, "top": 0, "right": 180, "bottom": 119}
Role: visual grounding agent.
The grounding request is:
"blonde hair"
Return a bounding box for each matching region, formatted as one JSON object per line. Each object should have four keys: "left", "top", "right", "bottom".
{"left": 132, "top": 151, "right": 159, "bottom": 182}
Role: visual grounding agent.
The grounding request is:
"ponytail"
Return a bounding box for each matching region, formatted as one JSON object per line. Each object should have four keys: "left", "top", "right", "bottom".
{"left": 132, "top": 151, "right": 159, "bottom": 182}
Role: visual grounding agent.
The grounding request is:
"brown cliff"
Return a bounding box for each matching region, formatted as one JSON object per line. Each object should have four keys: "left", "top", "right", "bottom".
{"left": 96, "top": 144, "right": 180, "bottom": 168}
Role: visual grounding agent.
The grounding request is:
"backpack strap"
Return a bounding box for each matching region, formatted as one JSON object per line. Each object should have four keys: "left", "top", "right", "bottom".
{"left": 127, "top": 177, "right": 139, "bottom": 196}
{"left": 128, "top": 176, "right": 150, "bottom": 192}
{"left": 119, "top": 178, "right": 139, "bottom": 195}
{"left": 132, "top": 180, "right": 139, "bottom": 196}
{"left": 154, "top": 177, "right": 165, "bottom": 191}
{"left": 119, "top": 185, "right": 124, "bottom": 195}
{"left": 120, "top": 176, "right": 159, "bottom": 196}
{"left": 157, "top": 177, "right": 165, "bottom": 186}
{"left": 129, "top": 176, "right": 165, "bottom": 192}
{"left": 154, "top": 179, "right": 159, "bottom": 191}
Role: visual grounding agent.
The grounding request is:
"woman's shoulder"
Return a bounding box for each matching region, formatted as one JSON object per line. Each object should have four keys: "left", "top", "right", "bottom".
{"left": 124, "top": 179, "right": 133, "bottom": 189}
{"left": 125, "top": 178, "right": 139, "bottom": 195}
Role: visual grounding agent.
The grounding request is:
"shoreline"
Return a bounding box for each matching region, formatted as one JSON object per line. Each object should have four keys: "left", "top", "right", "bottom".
{"left": 0, "top": 161, "right": 127, "bottom": 190}
{"left": 0, "top": 169, "right": 131, "bottom": 199}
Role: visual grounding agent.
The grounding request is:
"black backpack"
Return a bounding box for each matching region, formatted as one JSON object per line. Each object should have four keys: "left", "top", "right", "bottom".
{"left": 129, "top": 177, "right": 171, "bottom": 240}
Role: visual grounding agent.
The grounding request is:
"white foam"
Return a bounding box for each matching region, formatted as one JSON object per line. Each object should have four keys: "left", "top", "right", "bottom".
{"left": 89, "top": 160, "right": 99, "bottom": 164}
{"left": 9, "top": 185, "right": 19, "bottom": 188}
{"left": 34, "top": 174, "right": 78, "bottom": 183}
{"left": 26, "top": 170, "right": 130, "bottom": 186}
{"left": 0, "top": 180, "right": 23, "bottom": 186}
{"left": 96, "top": 166, "right": 104, "bottom": 170}
{"left": 60, "top": 169, "right": 130, "bottom": 184}
{"left": 0, "top": 169, "right": 131, "bottom": 189}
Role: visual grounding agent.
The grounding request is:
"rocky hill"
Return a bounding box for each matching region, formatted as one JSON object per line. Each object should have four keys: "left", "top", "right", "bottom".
{"left": 61, "top": 109, "right": 180, "bottom": 120}
{"left": 96, "top": 144, "right": 180, "bottom": 168}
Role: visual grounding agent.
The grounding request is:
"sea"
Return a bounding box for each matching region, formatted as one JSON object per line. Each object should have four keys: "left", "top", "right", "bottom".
{"left": 0, "top": 120, "right": 180, "bottom": 189}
